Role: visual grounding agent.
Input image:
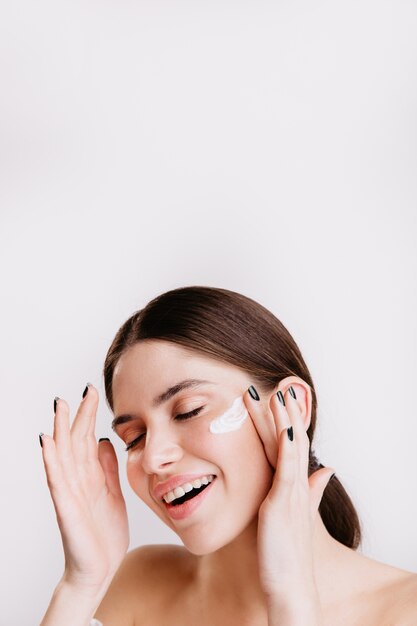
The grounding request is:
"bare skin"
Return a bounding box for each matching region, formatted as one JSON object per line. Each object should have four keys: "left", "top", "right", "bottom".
{"left": 94, "top": 536, "right": 417, "bottom": 625}
{"left": 92, "top": 340, "right": 417, "bottom": 625}
{"left": 40, "top": 339, "right": 417, "bottom": 625}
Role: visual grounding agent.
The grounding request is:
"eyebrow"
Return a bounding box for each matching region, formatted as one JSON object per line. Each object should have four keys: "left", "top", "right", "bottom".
{"left": 111, "top": 378, "right": 215, "bottom": 431}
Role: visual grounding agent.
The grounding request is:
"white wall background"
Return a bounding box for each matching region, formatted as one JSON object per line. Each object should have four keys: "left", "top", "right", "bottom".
{"left": 0, "top": 1, "right": 416, "bottom": 624}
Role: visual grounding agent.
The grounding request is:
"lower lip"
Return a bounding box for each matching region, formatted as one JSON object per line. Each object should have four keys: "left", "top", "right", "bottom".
{"left": 162, "top": 478, "right": 217, "bottom": 521}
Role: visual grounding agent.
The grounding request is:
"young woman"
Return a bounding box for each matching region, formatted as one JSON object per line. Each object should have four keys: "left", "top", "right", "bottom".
{"left": 39, "top": 286, "right": 417, "bottom": 626}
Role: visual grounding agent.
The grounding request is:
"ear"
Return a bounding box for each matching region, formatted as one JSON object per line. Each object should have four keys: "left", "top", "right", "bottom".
{"left": 274, "top": 376, "right": 313, "bottom": 432}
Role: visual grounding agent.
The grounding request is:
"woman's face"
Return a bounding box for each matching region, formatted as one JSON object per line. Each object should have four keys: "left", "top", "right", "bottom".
{"left": 111, "top": 339, "right": 273, "bottom": 554}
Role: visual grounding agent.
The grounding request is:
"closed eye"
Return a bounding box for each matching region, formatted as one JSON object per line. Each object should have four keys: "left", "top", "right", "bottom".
{"left": 125, "top": 434, "right": 145, "bottom": 452}
{"left": 175, "top": 406, "right": 205, "bottom": 421}
{"left": 125, "top": 406, "right": 205, "bottom": 452}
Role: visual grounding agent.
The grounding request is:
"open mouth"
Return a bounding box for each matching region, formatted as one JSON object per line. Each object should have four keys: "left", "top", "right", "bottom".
{"left": 162, "top": 474, "right": 216, "bottom": 505}
{"left": 162, "top": 476, "right": 217, "bottom": 520}
{"left": 170, "top": 481, "right": 211, "bottom": 506}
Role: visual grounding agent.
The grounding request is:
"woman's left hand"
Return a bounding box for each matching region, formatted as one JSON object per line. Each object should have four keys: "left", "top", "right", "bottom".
{"left": 244, "top": 383, "right": 335, "bottom": 616}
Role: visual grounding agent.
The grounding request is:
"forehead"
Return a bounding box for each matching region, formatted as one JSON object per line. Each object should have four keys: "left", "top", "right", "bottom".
{"left": 113, "top": 340, "right": 219, "bottom": 377}
{"left": 112, "top": 340, "right": 248, "bottom": 403}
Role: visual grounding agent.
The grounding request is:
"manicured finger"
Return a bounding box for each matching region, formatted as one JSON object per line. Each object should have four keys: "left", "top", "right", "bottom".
{"left": 269, "top": 421, "right": 298, "bottom": 498}
{"left": 269, "top": 390, "right": 291, "bottom": 438}
{"left": 53, "top": 397, "right": 72, "bottom": 452}
{"left": 52, "top": 397, "right": 77, "bottom": 478}
{"left": 283, "top": 387, "right": 306, "bottom": 439}
{"left": 268, "top": 390, "right": 294, "bottom": 476}
{"left": 71, "top": 383, "right": 98, "bottom": 440}
{"left": 71, "top": 384, "right": 99, "bottom": 465}
{"left": 284, "top": 386, "right": 310, "bottom": 479}
{"left": 244, "top": 386, "right": 277, "bottom": 468}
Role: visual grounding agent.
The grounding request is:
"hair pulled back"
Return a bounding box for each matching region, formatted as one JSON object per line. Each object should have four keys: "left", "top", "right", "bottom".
{"left": 103, "top": 285, "right": 362, "bottom": 550}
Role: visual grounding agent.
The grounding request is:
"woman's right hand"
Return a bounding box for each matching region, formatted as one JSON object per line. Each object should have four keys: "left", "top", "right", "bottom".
{"left": 40, "top": 383, "right": 129, "bottom": 594}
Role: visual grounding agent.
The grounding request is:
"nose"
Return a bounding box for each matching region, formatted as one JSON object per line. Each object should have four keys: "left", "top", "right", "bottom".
{"left": 140, "top": 427, "right": 184, "bottom": 475}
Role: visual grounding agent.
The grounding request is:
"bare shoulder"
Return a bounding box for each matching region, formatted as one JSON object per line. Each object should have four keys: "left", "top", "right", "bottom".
{"left": 94, "top": 544, "right": 194, "bottom": 625}
{"left": 366, "top": 559, "right": 417, "bottom": 626}
{"left": 334, "top": 548, "right": 417, "bottom": 626}
{"left": 387, "top": 571, "right": 417, "bottom": 625}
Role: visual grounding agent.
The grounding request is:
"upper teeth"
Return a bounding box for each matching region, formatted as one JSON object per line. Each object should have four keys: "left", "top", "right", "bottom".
{"left": 162, "top": 474, "right": 215, "bottom": 503}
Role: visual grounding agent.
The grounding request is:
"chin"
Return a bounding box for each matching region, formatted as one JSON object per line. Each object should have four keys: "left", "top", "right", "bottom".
{"left": 180, "top": 533, "right": 226, "bottom": 556}
{"left": 176, "top": 515, "right": 258, "bottom": 556}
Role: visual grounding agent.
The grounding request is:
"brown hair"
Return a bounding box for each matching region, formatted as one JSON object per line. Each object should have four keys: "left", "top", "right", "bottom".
{"left": 103, "top": 285, "right": 362, "bottom": 550}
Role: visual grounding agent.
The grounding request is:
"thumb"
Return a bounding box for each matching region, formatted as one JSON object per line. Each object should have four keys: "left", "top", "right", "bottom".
{"left": 308, "top": 467, "right": 336, "bottom": 520}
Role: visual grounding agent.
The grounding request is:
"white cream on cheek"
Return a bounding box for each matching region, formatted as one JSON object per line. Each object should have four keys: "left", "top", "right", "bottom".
{"left": 209, "top": 396, "right": 248, "bottom": 434}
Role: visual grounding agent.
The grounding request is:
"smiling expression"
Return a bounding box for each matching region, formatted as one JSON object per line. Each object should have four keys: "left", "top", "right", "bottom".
{"left": 111, "top": 339, "right": 273, "bottom": 554}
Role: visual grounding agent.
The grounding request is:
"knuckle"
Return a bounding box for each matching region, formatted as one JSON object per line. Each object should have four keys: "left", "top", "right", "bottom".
{"left": 279, "top": 472, "right": 294, "bottom": 487}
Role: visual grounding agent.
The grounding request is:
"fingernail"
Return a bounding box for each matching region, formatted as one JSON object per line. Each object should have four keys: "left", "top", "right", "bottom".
{"left": 287, "top": 426, "right": 294, "bottom": 441}
{"left": 289, "top": 386, "right": 297, "bottom": 399}
{"left": 39, "top": 432, "right": 44, "bottom": 448}
{"left": 99, "top": 438, "right": 110, "bottom": 443}
{"left": 54, "top": 397, "right": 59, "bottom": 413}
{"left": 277, "top": 390, "right": 285, "bottom": 406}
{"left": 330, "top": 472, "right": 336, "bottom": 480}
{"left": 248, "top": 385, "right": 260, "bottom": 401}
{"left": 82, "top": 383, "right": 92, "bottom": 399}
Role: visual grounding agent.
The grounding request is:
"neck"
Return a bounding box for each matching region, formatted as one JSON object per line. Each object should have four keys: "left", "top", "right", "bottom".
{"left": 196, "top": 517, "right": 265, "bottom": 613}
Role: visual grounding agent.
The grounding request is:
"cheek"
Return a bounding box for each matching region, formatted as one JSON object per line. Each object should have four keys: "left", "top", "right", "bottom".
{"left": 214, "top": 417, "right": 273, "bottom": 493}
{"left": 237, "top": 420, "right": 271, "bottom": 473}
{"left": 185, "top": 418, "right": 234, "bottom": 460}
{"left": 207, "top": 418, "right": 274, "bottom": 533}
{"left": 231, "top": 421, "right": 274, "bottom": 513}
{"left": 205, "top": 412, "right": 271, "bottom": 476}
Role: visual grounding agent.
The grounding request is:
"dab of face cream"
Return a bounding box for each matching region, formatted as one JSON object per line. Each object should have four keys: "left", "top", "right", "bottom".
{"left": 209, "top": 396, "right": 248, "bottom": 434}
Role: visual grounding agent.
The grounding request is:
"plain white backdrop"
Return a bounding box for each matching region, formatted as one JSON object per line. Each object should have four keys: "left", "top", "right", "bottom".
{"left": 1, "top": 1, "right": 416, "bottom": 624}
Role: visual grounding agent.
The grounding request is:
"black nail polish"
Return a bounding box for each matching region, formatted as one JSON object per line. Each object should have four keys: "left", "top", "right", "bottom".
{"left": 54, "top": 397, "right": 59, "bottom": 413}
{"left": 82, "top": 383, "right": 91, "bottom": 399}
{"left": 277, "top": 390, "right": 285, "bottom": 406}
{"left": 248, "top": 385, "right": 260, "bottom": 401}
{"left": 287, "top": 426, "right": 294, "bottom": 441}
{"left": 39, "top": 432, "right": 44, "bottom": 448}
{"left": 330, "top": 473, "right": 336, "bottom": 480}
{"left": 99, "top": 438, "right": 110, "bottom": 443}
{"left": 289, "top": 386, "right": 297, "bottom": 399}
